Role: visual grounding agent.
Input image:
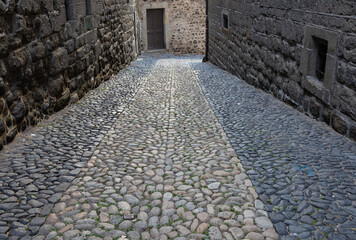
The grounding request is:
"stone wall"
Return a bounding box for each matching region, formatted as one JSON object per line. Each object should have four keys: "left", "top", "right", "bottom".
{"left": 137, "top": 0, "right": 205, "bottom": 54}
{"left": 208, "top": 0, "right": 356, "bottom": 141}
{"left": 0, "top": 0, "right": 138, "bottom": 149}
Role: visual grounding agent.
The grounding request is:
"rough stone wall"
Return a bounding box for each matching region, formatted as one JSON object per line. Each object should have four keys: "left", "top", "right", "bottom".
{"left": 0, "top": 0, "right": 137, "bottom": 149}
{"left": 169, "top": 0, "right": 205, "bottom": 54}
{"left": 137, "top": 0, "right": 205, "bottom": 54}
{"left": 208, "top": 0, "right": 356, "bottom": 141}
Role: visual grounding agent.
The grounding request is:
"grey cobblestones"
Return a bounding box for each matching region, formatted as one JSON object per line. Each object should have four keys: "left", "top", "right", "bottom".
{"left": 2, "top": 53, "right": 354, "bottom": 240}
{"left": 33, "top": 55, "right": 276, "bottom": 239}
{"left": 0, "top": 54, "right": 278, "bottom": 239}
{"left": 191, "top": 60, "right": 356, "bottom": 240}
{"left": 0, "top": 56, "right": 156, "bottom": 239}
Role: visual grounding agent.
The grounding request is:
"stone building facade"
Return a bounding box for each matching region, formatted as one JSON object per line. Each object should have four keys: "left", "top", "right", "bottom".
{"left": 137, "top": 0, "right": 205, "bottom": 54}
{"left": 208, "top": 0, "right": 356, "bottom": 141}
{"left": 0, "top": 0, "right": 138, "bottom": 149}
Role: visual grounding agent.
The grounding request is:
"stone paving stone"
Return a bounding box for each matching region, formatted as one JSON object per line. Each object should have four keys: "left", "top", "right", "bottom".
{"left": 40, "top": 55, "right": 276, "bottom": 239}
{"left": 0, "top": 56, "right": 157, "bottom": 238}
{"left": 191, "top": 59, "right": 356, "bottom": 240}
{"left": 5, "top": 53, "right": 354, "bottom": 239}
{"left": 0, "top": 54, "right": 278, "bottom": 239}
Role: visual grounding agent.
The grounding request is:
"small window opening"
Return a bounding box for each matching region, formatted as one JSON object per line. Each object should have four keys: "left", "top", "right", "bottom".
{"left": 65, "top": 0, "right": 73, "bottom": 20}
{"left": 223, "top": 14, "right": 228, "bottom": 29}
{"left": 86, "top": 0, "right": 92, "bottom": 15}
{"left": 314, "top": 37, "right": 328, "bottom": 81}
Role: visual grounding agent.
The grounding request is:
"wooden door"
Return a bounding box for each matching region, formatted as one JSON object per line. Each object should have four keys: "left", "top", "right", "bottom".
{"left": 147, "top": 9, "right": 165, "bottom": 50}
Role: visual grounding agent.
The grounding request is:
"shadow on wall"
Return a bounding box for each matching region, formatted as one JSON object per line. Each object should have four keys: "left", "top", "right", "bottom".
{"left": 0, "top": 0, "right": 139, "bottom": 150}
{"left": 207, "top": 0, "right": 356, "bottom": 141}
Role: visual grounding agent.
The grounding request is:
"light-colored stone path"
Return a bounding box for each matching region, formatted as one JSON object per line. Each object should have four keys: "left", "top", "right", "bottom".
{"left": 32, "top": 56, "right": 277, "bottom": 240}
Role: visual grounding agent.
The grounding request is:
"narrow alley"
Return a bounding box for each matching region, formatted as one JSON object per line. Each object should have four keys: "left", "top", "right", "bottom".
{"left": 0, "top": 54, "right": 355, "bottom": 240}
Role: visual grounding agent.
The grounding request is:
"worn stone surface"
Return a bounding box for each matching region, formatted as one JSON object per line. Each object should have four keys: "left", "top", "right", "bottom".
{"left": 192, "top": 58, "right": 356, "bottom": 240}
{"left": 0, "top": 54, "right": 277, "bottom": 239}
{"left": 208, "top": 0, "right": 356, "bottom": 141}
{"left": 0, "top": 55, "right": 155, "bottom": 238}
{"left": 0, "top": 0, "right": 138, "bottom": 150}
{"left": 2, "top": 52, "right": 356, "bottom": 240}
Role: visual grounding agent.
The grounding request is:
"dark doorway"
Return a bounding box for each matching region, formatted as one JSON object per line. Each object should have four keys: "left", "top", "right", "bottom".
{"left": 147, "top": 9, "right": 165, "bottom": 50}
{"left": 313, "top": 37, "right": 328, "bottom": 82}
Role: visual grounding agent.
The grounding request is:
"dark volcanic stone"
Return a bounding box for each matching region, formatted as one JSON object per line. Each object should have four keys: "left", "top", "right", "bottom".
{"left": 10, "top": 101, "right": 26, "bottom": 122}
{"left": 53, "top": 182, "right": 70, "bottom": 193}
{"left": 9, "top": 228, "right": 27, "bottom": 237}
{"left": 0, "top": 78, "right": 6, "bottom": 96}
{"left": 29, "top": 217, "right": 45, "bottom": 226}
{"left": 274, "top": 222, "right": 288, "bottom": 235}
{"left": 269, "top": 212, "right": 285, "bottom": 223}
{"left": 0, "top": 118, "right": 5, "bottom": 135}
{"left": 332, "top": 114, "right": 347, "bottom": 135}
{"left": 0, "top": 203, "right": 18, "bottom": 210}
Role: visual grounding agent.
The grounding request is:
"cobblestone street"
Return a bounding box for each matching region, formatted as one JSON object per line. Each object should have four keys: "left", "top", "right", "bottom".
{"left": 0, "top": 54, "right": 355, "bottom": 240}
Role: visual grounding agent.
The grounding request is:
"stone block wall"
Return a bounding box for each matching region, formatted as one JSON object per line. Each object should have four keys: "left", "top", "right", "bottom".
{"left": 137, "top": 0, "right": 205, "bottom": 54}
{"left": 208, "top": 0, "right": 356, "bottom": 141}
{"left": 0, "top": 0, "right": 138, "bottom": 149}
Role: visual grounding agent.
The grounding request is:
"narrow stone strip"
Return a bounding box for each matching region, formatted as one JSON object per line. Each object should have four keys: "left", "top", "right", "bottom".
{"left": 167, "top": 59, "right": 279, "bottom": 240}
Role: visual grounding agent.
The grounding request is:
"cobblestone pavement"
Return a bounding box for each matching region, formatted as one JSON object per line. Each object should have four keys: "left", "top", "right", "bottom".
{"left": 191, "top": 61, "right": 356, "bottom": 240}
{"left": 0, "top": 55, "right": 157, "bottom": 239}
{"left": 0, "top": 54, "right": 279, "bottom": 240}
